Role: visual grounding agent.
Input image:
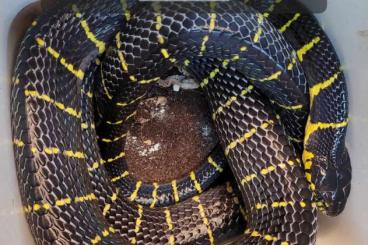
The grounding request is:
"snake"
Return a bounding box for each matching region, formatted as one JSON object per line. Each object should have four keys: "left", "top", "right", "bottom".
{"left": 10, "top": 0, "right": 351, "bottom": 244}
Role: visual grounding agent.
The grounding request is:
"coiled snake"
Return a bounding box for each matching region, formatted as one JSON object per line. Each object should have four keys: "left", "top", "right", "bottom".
{"left": 10, "top": 0, "right": 351, "bottom": 244}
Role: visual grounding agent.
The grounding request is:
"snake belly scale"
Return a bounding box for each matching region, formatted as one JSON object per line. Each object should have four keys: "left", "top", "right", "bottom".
{"left": 10, "top": 0, "right": 350, "bottom": 244}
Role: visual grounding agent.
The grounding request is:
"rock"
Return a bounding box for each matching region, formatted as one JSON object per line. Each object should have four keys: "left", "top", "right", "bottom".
{"left": 124, "top": 90, "right": 218, "bottom": 183}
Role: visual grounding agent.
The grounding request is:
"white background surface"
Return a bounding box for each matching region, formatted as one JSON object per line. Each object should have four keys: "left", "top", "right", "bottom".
{"left": 0, "top": 0, "right": 367, "bottom": 244}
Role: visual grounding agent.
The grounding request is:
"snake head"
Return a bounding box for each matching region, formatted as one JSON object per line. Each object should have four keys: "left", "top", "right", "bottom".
{"left": 313, "top": 148, "right": 352, "bottom": 216}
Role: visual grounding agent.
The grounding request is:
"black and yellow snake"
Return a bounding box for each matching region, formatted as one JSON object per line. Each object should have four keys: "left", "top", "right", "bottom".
{"left": 10, "top": 0, "right": 351, "bottom": 244}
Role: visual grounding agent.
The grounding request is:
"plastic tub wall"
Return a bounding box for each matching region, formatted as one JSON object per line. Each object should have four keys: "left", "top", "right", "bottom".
{"left": 0, "top": 0, "right": 367, "bottom": 244}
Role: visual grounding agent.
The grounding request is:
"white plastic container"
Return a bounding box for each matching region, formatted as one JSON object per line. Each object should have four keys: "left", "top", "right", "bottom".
{"left": 0, "top": 1, "right": 367, "bottom": 244}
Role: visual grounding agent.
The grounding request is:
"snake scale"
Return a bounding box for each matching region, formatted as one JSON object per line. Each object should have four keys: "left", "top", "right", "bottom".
{"left": 10, "top": 0, "right": 351, "bottom": 244}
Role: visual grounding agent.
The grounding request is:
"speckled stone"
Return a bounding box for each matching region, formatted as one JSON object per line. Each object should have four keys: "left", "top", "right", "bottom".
{"left": 124, "top": 89, "right": 218, "bottom": 183}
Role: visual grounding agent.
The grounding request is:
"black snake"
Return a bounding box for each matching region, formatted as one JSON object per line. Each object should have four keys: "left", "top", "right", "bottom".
{"left": 10, "top": 0, "right": 351, "bottom": 244}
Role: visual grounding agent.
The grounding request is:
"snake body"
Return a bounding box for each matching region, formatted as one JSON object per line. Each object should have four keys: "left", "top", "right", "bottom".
{"left": 11, "top": 0, "right": 350, "bottom": 244}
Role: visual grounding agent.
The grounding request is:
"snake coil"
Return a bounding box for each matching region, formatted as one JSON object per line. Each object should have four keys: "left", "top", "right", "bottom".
{"left": 11, "top": 0, "right": 351, "bottom": 244}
